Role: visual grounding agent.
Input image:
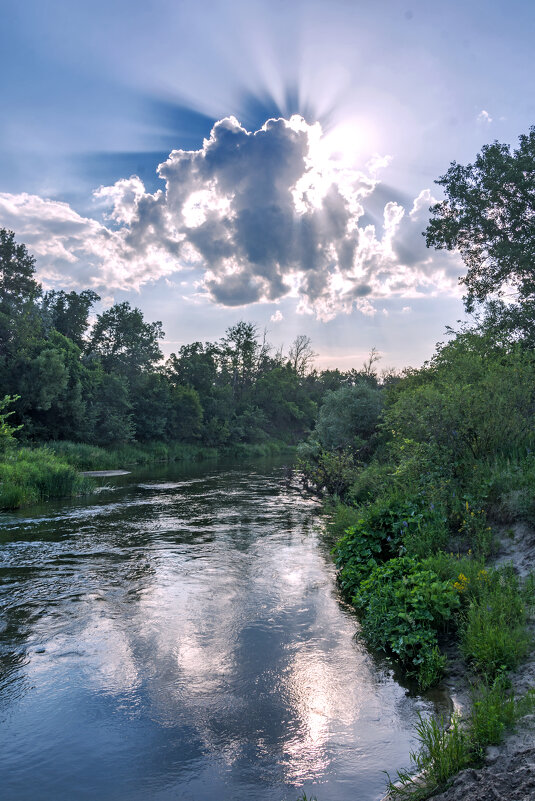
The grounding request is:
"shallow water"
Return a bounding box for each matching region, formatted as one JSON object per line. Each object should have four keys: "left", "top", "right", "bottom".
{"left": 0, "top": 458, "right": 438, "bottom": 801}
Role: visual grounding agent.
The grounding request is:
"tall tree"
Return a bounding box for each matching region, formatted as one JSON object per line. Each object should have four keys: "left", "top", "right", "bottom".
{"left": 425, "top": 127, "right": 535, "bottom": 311}
{"left": 219, "top": 321, "right": 262, "bottom": 401}
{"left": 288, "top": 334, "right": 317, "bottom": 376}
{"left": 0, "top": 228, "right": 42, "bottom": 358}
{"left": 42, "top": 289, "right": 100, "bottom": 348}
{"left": 87, "top": 301, "right": 164, "bottom": 375}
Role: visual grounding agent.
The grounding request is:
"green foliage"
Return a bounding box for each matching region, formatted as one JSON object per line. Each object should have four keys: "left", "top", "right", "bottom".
{"left": 333, "top": 494, "right": 449, "bottom": 599}
{"left": 0, "top": 447, "right": 92, "bottom": 509}
{"left": 389, "top": 683, "right": 535, "bottom": 799}
{"left": 469, "top": 674, "right": 535, "bottom": 749}
{"left": 166, "top": 384, "right": 203, "bottom": 441}
{"left": 298, "top": 445, "right": 358, "bottom": 498}
{"left": 47, "top": 440, "right": 219, "bottom": 470}
{"left": 0, "top": 230, "right": 362, "bottom": 451}
{"left": 460, "top": 565, "right": 532, "bottom": 678}
{"left": 0, "top": 394, "right": 22, "bottom": 452}
{"left": 324, "top": 501, "right": 361, "bottom": 543}
{"left": 425, "top": 126, "right": 535, "bottom": 311}
{"left": 315, "top": 381, "right": 382, "bottom": 452}
{"left": 42, "top": 289, "right": 100, "bottom": 348}
{"left": 354, "top": 556, "right": 459, "bottom": 687}
{"left": 383, "top": 333, "right": 535, "bottom": 464}
{"left": 87, "top": 300, "right": 164, "bottom": 376}
{"left": 422, "top": 551, "right": 486, "bottom": 589}
{"left": 0, "top": 227, "right": 42, "bottom": 356}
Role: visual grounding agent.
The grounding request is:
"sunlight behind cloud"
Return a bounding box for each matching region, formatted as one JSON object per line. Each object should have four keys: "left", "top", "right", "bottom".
{"left": 0, "top": 114, "right": 462, "bottom": 320}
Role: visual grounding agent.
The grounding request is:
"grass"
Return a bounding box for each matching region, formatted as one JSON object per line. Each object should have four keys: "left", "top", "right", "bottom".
{"left": 46, "top": 440, "right": 219, "bottom": 470}
{"left": 386, "top": 713, "right": 470, "bottom": 799}
{"left": 0, "top": 446, "right": 93, "bottom": 509}
{"left": 387, "top": 683, "right": 535, "bottom": 799}
{"left": 326, "top": 470, "right": 535, "bottom": 797}
{"left": 46, "top": 438, "right": 294, "bottom": 471}
{"left": 461, "top": 592, "right": 531, "bottom": 678}
{"left": 384, "top": 562, "right": 535, "bottom": 799}
{"left": 470, "top": 676, "right": 535, "bottom": 749}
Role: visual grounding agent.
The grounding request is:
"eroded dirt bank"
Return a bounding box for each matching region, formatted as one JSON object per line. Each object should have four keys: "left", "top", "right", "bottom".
{"left": 425, "top": 522, "right": 535, "bottom": 801}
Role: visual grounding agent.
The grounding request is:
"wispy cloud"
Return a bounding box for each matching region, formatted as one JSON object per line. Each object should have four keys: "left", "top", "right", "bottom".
{"left": 477, "top": 109, "right": 492, "bottom": 124}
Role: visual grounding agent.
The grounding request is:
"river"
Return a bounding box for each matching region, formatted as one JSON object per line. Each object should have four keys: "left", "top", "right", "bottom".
{"left": 0, "top": 458, "right": 440, "bottom": 800}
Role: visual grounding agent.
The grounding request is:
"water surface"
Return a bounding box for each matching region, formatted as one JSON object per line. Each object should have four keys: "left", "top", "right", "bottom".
{"left": 0, "top": 459, "right": 436, "bottom": 800}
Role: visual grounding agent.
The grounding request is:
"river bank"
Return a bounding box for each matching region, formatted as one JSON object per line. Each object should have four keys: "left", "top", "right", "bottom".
{"left": 420, "top": 519, "right": 535, "bottom": 801}
{"left": 0, "top": 439, "right": 295, "bottom": 510}
{"left": 307, "top": 471, "right": 535, "bottom": 801}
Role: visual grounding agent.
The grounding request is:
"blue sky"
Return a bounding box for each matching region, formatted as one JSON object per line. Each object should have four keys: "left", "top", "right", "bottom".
{"left": 1, "top": 0, "right": 534, "bottom": 369}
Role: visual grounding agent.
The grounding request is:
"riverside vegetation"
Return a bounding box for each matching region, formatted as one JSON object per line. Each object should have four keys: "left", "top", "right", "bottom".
{"left": 0, "top": 226, "right": 385, "bottom": 509}
{"left": 298, "top": 128, "right": 535, "bottom": 797}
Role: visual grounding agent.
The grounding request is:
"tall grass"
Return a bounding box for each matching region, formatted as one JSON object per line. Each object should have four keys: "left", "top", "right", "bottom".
{"left": 387, "top": 683, "right": 535, "bottom": 799}
{"left": 0, "top": 438, "right": 294, "bottom": 509}
{"left": 46, "top": 439, "right": 293, "bottom": 471}
{"left": 387, "top": 713, "right": 470, "bottom": 800}
{"left": 470, "top": 677, "right": 535, "bottom": 749}
{"left": 46, "top": 440, "right": 219, "bottom": 470}
{"left": 0, "top": 447, "right": 93, "bottom": 510}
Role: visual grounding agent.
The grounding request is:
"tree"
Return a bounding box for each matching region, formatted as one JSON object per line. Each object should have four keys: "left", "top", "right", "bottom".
{"left": 166, "top": 342, "right": 218, "bottom": 397}
{"left": 219, "top": 321, "right": 263, "bottom": 401}
{"left": 0, "top": 395, "right": 22, "bottom": 451}
{"left": 315, "top": 382, "right": 383, "bottom": 452}
{"left": 425, "top": 127, "right": 535, "bottom": 311}
{"left": 90, "top": 371, "right": 135, "bottom": 445}
{"left": 42, "top": 289, "right": 100, "bottom": 348}
{"left": 288, "top": 334, "right": 316, "bottom": 376}
{"left": 0, "top": 228, "right": 42, "bottom": 357}
{"left": 87, "top": 301, "right": 164, "bottom": 375}
{"left": 166, "top": 385, "right": 203, "bottom": 441}
{"left": 253, "top": 364, "right": 316, "bottom": 438}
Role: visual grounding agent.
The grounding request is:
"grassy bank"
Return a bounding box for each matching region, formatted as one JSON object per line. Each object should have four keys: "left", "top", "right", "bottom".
{"left": 0, "top": 447, "right": 94, "bottom": 509}
{"left": 47, "top": 438, "right": 294, "bottom": 470}
{"left": 0, "top": 438, "right": 295, "bottom": 511}
{"left": 298, "top": 332, "right": 535, "bottom": 798}
{"left": 319, "top": 451, "right": 535, "bottom": 799}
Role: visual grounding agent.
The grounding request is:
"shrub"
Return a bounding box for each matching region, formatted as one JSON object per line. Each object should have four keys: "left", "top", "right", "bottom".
{"left": 353, "top": 556, "right": 459, "bottom": 687}
{"left": 333, "top": 495, "right": 450, "bottom": 599}
{"left": 0, "top": 447, "right": 92, "bottom": 509}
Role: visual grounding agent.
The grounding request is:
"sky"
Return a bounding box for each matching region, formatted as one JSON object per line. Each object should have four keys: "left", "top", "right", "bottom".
{"left": 1, "top": 0, "right": 534, "bottom": 370}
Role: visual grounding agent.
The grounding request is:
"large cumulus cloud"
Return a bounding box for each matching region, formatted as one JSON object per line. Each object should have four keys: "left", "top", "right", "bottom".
{"left": 0, "top": 115, "right": 461, "bottom": 318}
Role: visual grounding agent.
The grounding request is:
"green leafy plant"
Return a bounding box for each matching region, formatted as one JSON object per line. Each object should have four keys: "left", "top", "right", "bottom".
{"left": 353, "top": 556, "right": 459, "bottom": 687}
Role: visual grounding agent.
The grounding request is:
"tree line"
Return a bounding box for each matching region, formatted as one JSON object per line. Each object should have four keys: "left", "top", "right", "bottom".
{"left": 0, "top": 227, "right": 384, "bottom": 448}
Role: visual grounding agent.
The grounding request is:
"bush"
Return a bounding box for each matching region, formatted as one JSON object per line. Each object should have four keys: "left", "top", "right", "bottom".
{"left": 333, "top": 495, "right": 450, "bottom": 599}
{"left": 353, "top": 556, "right": 459, "bottom": 687}
{"left": 459, "top": 564, "right": 532, "bottom": 677}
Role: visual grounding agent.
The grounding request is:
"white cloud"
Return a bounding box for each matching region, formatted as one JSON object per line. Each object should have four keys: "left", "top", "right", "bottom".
{"left": 477, "top": 109, "right": 493, "bottom": 124}
{"left": 270, "top": 309, "right": 283, "bottom": 322}
{"left": 0, "top": 115, "right": 462, "bottom": 318}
